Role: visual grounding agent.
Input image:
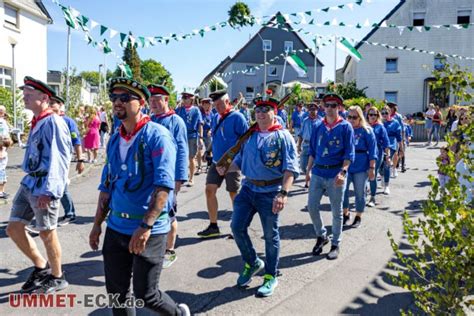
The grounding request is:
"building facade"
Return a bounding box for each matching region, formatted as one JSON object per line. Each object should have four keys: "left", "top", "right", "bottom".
{"left": 0, "top": 0, "right": 51, "bottom": 89}
{"left": 341, "top": 0, "right": 474, "bottom": 114}
{"left": 198, "top": 14, "right": 324, "bottom": 101}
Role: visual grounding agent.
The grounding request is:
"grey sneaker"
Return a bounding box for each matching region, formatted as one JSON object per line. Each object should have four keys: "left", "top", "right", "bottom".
{"left": 58, "top": 216, "right": 76, "bottom": 227}
{"left": 327, "top": 245, "right": 340, "bottom": 260}
{"left": 237, "top": 258, "right": 265, "bottom": 287}
{"left": 34, "top": 273, "right": 69, "bottom": 294}
{"left": 163, "top": 249, "right": 177, "bottom": 269}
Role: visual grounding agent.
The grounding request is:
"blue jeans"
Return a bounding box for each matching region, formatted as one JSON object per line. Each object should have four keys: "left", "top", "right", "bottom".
{"left": 60, "top": 184, "right": 76, "bottom": 218}
{"left": 300, "top": 144, "right": 310, "bottom": 174}
{"left": 231, "top": 186, "right": 280, "bottom": 277}
{"left": 370, "top": 152, "right": 384, "bottom": 197}
{"left": 343, "top": 171, "right": 369, "bottom": 212}
{"left": 384, "top": 148, "right": 396, "bottom": 184}
{"left": 429, "top": 123, "right": 440, "bottom": 143}
{"left": 307, "top": 174, "right": 347, "bottom": 246}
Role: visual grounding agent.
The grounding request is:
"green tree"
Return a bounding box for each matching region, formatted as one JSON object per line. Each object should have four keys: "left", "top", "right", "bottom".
{"left": 116, "top": 36, "right": 142, "bottom": 81}
{"left": 228, "top": 2, "right": 254, "bottom": 28}
{"left": 327, "top": 80, "right": 367, "bottom": 100}
{"left": 431, "top": 62, "right": 474, "bottom": 104}
{"left": 0, "top": 87, "right": 24, "bottom": 127}
{"left": 80, "top": 71, "right": 100, "bottom": 86}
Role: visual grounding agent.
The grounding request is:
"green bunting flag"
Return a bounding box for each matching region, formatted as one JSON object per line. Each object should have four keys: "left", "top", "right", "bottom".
{"left": 100, "top": 25, "right": 108, "bottom": 36}
{"left": 60, "top": 6, "right": 78, "bottom": 29}
{"left": 118, "top": 63, "right": 133, "bottom": 78}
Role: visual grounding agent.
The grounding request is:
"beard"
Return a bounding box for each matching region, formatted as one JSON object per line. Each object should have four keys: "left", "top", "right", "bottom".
{"left": 115, "top": 110, "right": 128, "bottom": 120}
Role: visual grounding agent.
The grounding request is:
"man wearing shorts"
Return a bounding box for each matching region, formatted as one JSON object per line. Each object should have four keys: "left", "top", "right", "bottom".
{"left": 175, "top": 92, "right": 203, "bottom": 186}
{"left": 6, "top": 76, "right": 72, "bottom": 293}
{"left": 197, "top": 90, "right": 248, "bottom": 238}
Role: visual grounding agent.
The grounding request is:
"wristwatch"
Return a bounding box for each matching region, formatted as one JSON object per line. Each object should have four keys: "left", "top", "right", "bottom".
{"left": 140, "top": 222, "right": 153, "bottom": 230}
{"left": 279, "top": 189, "right": 288, "bottom": 197}
{"left": 340, "top": 169, "right": 347, "bottom": 176}
{"left": 77, "top": 159, "right": 85, "bottom": 163}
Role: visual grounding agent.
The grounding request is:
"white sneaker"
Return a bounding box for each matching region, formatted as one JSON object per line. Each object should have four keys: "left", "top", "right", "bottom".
{"left": 178, "top": 303, "right": 191, "bottom": 316}
{"left": 383, "top": 185, "right": 390, "bottom": 195}
{"left": 391, "top": 168, "right": 398, "bottom": 178}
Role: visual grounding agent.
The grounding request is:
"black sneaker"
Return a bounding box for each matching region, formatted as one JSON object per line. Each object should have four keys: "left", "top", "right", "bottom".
{"left": 197, "top": 225, "right": 221, "bottom": 238}
{"left": 58, "top": 216, "right": 76, "bottom": 227}
{"left": 343, "top": 213, "right": 351, "bottom": 225}
{"left": 312, "top": 236, "right": 329, "bottom": 256}
{"left": 352, "top": 216, "right": 362, "bottom": 228}
{"left": 327, "top": 245, "right": 340, "bottom": 260}
{"left": 34, "top": 273, "right": 69, "bottom": 294}
{"left": 21, "top": 265, "right": 51, "bottom": 293}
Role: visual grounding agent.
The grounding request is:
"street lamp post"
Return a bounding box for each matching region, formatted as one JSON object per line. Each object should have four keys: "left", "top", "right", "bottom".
{"left": 257, "top": 33, "right": 268, "bottom": 95}
{"left": 8, "top": 37, "right": 17, "bottom": 129}
{"left": 99, "top": 64, "right": 103, "bottom": 96}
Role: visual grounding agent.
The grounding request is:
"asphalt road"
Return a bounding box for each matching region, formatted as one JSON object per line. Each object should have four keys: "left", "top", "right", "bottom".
{"left": 0, "top": 143, "right": 440, "bottom": 315}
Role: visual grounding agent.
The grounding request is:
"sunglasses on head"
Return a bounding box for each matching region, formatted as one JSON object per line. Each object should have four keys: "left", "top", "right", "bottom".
{"left": 368, "top": 113, "right": 378, "bottom": 117}
{"left": 255, "top": 106, "right": 272, "bottom": 114}
{"left": 347, "top": 115, "right": 359, "bottom": 120}
{"left": 324, "top": 102, "right": 339, "bottom": 109}
{"left": 109, "top": 93, "right": 139, "bottom": 103}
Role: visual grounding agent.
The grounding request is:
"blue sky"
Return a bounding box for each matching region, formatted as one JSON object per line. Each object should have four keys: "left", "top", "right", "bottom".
{"left": 44, "top": 0, "right": 400, "bottom": 92}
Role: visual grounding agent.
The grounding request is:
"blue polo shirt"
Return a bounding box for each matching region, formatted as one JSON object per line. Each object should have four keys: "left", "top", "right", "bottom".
{"left": 62, "top": 115, "right": 81, "bottom": 146}
{"left": 151, "top": 113, "right": 189, "bottom": 182}
{"left": 201, "top": 110, "right": 214, "bottom": 136}
{"left": 211, "top": 111, "right": 248, "bottom": 162}
{"left": 239, "top": 108, "right": 251, "bottom": 124}
{"left": 175, "top": 106, "right": 203, "bottom": 139}
{"left": 383, "top": 119, "right": 402, "bottom": 150}
{"left": 299, "top": 116, "right": 320, "bottom": 142}
{"left": 309, "top": 119, "right": 355, "bottom": 178}
{"left": 277, "top": 109, "right": 288, "bottom": 128}
{"left": 371, "top": 123, "right": 389, "bottom": 156}
{"left": 349, "top": 127, "right": 377, "bottom": 174}
{"left": 234, "top": 129, "right": 299, "bottom": 193}
{"left": 291, "top": 109, "right": 305, "bottom": 128}
{"left": 99, "top": 122, "right": 176, "bottom": 235}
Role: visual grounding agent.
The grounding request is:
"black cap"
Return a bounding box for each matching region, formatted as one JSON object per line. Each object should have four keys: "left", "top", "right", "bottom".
{"left": 20, "top": 76, "right": 56, "bottom": 97}
{"left": 109, "top": 77, "right": 151, "bottom": 100}
{"left": 51, "top": 95, "right": 65, "bottom": 104}
{"left": 209, "top": 89, "right": 228, "bottom": 102}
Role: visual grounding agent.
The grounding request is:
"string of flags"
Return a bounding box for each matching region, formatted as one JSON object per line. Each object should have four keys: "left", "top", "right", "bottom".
{"left": 53, "top": 0, "right": 370, "bottom": 48}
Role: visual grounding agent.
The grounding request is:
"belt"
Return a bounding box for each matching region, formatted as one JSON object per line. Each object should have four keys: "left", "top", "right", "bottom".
{"left": 355, "top": 150, "right": 367, "bottom": 153}
{"left": 247, "top": 177, "right": 283, "bottom": 187}
{"left": 28, "top": 171, "right": 48, "bottom": 177}
{"left": 314, "top": 163, "right": 343, "bottom": 170}
{"left": 111, "top": 210, "right": 168, "bottom": 220}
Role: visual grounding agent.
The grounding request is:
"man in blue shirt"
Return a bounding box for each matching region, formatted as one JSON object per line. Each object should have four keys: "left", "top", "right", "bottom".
{"left": 297, "top": 103, "right": 321, "bottom": 188}
{"left": 175, "top": 92, "right": 203, "bottom": 186}
{"left": 388, "top": 102, "right": 405, "bottom": 178}
{"left": 49, "top": 95, "right": 85, "bottom": 226}
{"left": 290, "top": 103, "right": 305, "bottom": 138}
{"left": 7, "top": 76, "right": 72, "bottom": 294}
{"left": 198, "top": 97, "right": 214, "bottom": 173}
{"left": 89, "top": 78, "right": 189, "bottom": 315}
{"left": 306, "top": 93, "right": 355, "bottom": 260}
{"left": 218, "top": 96, "right": 299, "bottom": 297}
{"left": 197, "top": 90, "right": 248, "bottom": 238}
{"left": 239, "top": 101, "right": 252, "bottom": 125}
{"left": 148, "top": 84, "right": 189, "bottom": 269}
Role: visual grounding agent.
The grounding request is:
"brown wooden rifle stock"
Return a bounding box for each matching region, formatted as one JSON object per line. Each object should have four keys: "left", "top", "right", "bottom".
{"left": 216, "top": 92, "right": 293, "bottom": 173}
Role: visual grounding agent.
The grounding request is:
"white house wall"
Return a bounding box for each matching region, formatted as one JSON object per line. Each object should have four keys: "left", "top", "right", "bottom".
{"left": 0, "top": 1, "right": 49, "bottom": 84}
{"left": 344, "top": 0, "right": 474, "bottom": 114}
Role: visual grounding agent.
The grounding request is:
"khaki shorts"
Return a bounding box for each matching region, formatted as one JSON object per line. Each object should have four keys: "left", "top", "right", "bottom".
{"left": 206, "top": 163, "right": 241, "bottom": 192}
{"left": 9, "top": 185, "right": 60, "bottom": 231}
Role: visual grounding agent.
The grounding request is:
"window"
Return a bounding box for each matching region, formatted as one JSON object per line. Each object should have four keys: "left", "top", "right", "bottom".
{"left": 268, "top": 66, "right": 277, "bottom": 77}
{"left": 245, "top": 65, "right": 255, "bottom": 75}
{"left": 434, "top": 56, "right": 446, "bottom": 70}
{"left": 245, "top": 86, "right": 254, "bottom": 99}
{"left": 263, "top": 40, "right": 272, "bottom": 52}
{"left": 0, "top": 67, "right": 13, "bottom": 88}
{"left": 385, "top": 91, "right": 398, "bottom": 104}
{"left": 458, "top": 9, "right": 471, "bottom": 24}
{"left": 284, "top": 41, "right": 293, "bottom": 53}
{"left": 4, "top": 4, "right": 19, "bottom": 28}
{"left": 413, "top": 12, "right": 425, "bottom": 26}
{"left": 385, "top": 58, "right": 398, "bottom": 73}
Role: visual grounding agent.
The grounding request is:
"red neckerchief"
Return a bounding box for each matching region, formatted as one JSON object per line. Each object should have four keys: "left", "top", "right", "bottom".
{"left": 309, "top": 115, "right": 318, "bottom": 121}
{"left": 31, "top": 109, "right": 54, "bottom": 129}
{"left": 184, "top": 104, "right": 193, "bottom": 110}
{"left": 390, "top": 111, "right": 397, "bottom": 119}
{"left": 323, "top": 116, "right": 343, "bottom": 131}
{"left": 119, "top": 115, "right": 151, "bottom": 142}
{"left": 154, "top": 110, "right": 175, "bottom": 119}
{"left": 250, "top": 119, "right": 283, "bottom": 132}
{"left": 219, "top": 108, "right": 233, "bottom": 119}
{"left": 370, "top": 122, "right": 381, "bottom": 127}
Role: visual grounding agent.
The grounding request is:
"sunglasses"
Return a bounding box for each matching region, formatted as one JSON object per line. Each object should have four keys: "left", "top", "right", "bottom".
{"left": 255, "top": 106, "right": 272, "bottom": 114}
{"left": 381, "top": 111, "right": 389, "bottom": 115}
{"left": 368, "top": 113, "right": 378, "bottom": 117}
{"left": 347, "top": 115, "right": 359, "bottom": 120}
{"left": 324, "top": 103, "right": 339, "bottom": 109}
{"left": 109, "top": 93, "right": 139, "bottom": 103}
{"left": 308, "top": 108, "right": 317, "bottom": 112}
